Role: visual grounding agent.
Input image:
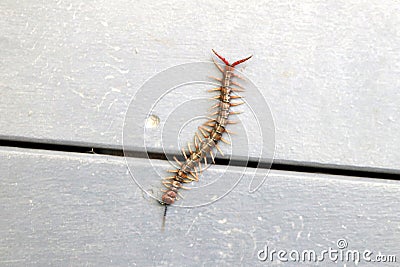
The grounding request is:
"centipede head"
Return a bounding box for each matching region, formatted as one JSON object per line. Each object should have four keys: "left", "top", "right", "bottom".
{"left": 212, "top": 49, "right": 252, "bottom": 67}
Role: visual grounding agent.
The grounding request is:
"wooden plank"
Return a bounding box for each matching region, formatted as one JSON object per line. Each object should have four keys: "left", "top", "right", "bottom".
{"left": 1, "top": 1, "right": 400, "bottom": 171}
{"left": 1, "top": 147, "right": 399, "bottom": 266}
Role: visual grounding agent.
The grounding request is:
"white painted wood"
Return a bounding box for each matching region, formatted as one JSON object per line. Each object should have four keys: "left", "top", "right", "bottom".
{"left": 1, "top": 147, "right": 399, "bottom": 265}
{"left": 1, "top": 1, "right": 399, "bottom": 171}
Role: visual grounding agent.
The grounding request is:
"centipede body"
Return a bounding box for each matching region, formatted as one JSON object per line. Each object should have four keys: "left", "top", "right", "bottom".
{"left": 160, "top": 50, "right": 252, "bottom": 207}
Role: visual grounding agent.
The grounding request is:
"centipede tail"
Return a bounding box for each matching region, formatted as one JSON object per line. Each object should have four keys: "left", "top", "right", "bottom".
{"left": 160, "top": 50, "right": 252, "bottom": 210}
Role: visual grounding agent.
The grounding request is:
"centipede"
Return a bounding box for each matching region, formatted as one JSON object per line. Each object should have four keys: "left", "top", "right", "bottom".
{"left": 160, "top": 49, "right": 252, "bottom": 226}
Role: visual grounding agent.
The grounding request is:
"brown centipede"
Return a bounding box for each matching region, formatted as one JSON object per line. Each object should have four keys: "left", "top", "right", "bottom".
{"left": 160, "top": 49, "right": 252, "bottom": 225}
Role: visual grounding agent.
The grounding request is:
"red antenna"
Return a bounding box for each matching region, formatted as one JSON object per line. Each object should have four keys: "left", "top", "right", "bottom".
{"left": 212, "top": 49, "right": 252, "bottom": 67}
{"left": 212, "top": 49, "right": 230, "bottom": 65}
{"left": 231, "top": 55, "right": 253, "bottom": 67}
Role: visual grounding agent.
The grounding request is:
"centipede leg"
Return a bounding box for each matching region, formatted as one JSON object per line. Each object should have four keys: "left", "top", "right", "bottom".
{"left": 163, "top": 176, "right": 176, "bottom": 180}
{"left": 215, "top": 144, "right": 224, "bottom": 156}
{"left": 163, "top": 183, "right": 172, "bottom": 189}
{"left": 195, "top": 132, "right": 203, "bottom": 142}
{"left": 208, "top": 87, "right": 222, "bottom": 92}
{"left": 206, "top": 117, "right": 217, "bottom": 122}
{"left": 204, "top": 121, "right": 215, "bottom": 128}
{"left": 183, "top": 177, "right": 196, "bottom": 182}
{"left": 180, "top": 185, "right": 191, "bottom": 190}
{"left": 210, "top": 150, "right": 216, "bottom": 164}
{"left": 231, "top": 81, "right": 244, "bottom": 89}
{"left": 189, "top": 171, "right": 199, "bottom": 181}
{"left": 199, "top": 125, "right": 212, "bottom": 133}
{"left": 230, "top": 101, "right": 245, "bottom": 107}
{"left": 194, "top": 135, "right": 199, "bottom": 149}
{"left": 208, "top": 103, "right": 220, "bottom": 111}
{"left": 231, "top": 87, "right": 245, "bottom": 92}
{"left": 182, "top": 148, "right": 188, "bottom": 160}
{"left": 220, "top": 137, "right": 231, "bottom": 145}
{"left": 198, "top": 127, "right": 209, "bottom": 138}
{"left": 212, "top": 57, "right": 224, "bottom": 73}
{"left": 209, "top": 76, "right": 222, "bottom": 83}
{"left": 173, "top": 156, "right": 182, "bottom": 166}
{"left": 232, "top": 72, "right": 246, "bottom": 81}
{"left": 188, "top": 142, "right": 193, "bottom": 154}
{"left": 224, "top": 128, "right": 235, "bottom": 135}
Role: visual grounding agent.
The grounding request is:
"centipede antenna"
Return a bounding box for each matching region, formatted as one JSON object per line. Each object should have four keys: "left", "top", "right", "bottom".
{"left": 161, "top": 205, "right": 168, "bottom": 232}
{"left": 231, "top": 54, "right": 253, "bottom": 67}
{"left": 212, "top": 49, "right": 231, "bottom": 66}
{"left": 164, "top": 205, "right": 168, "bottom": 216}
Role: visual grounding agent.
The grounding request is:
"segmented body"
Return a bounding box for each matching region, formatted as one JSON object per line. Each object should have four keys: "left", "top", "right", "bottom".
{"left": 161, "top": 50, "right": 252, "bottom": 205}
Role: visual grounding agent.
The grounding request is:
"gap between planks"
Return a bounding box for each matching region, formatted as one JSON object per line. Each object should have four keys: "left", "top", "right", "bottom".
{"left": 0, "top": 138, "right": 399, "bottom": 181}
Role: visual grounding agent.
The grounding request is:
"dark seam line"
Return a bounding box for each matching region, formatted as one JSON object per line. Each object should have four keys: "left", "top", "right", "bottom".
{"left": 1, "top": 139, "right": 399, "bottom": 180}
